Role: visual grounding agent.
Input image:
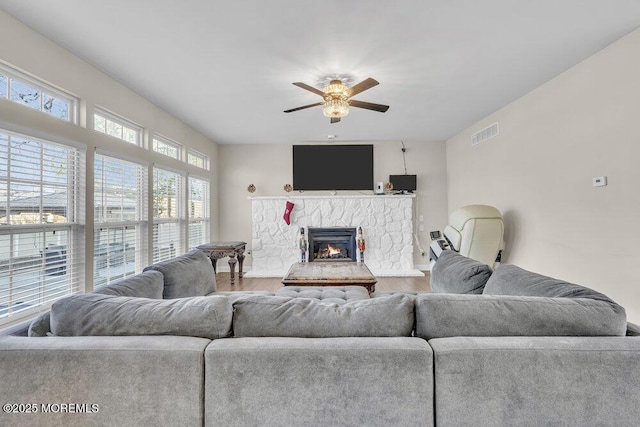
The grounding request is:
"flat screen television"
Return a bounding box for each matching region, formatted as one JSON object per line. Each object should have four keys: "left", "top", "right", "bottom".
{"left": 293, "top": 144, "right": 374, "bottom": 191}
{"left": 389, "top": 174, "right": 417, "bottom": 192}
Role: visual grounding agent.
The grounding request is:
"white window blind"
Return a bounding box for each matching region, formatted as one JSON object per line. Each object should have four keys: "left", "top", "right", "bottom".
{"left": 188, "top": 176, "right": 209, "bottom": 249}
{"left": 0, "top": 130, "right": 85, "bottom": 325}
{"left": 94, "top": 154, "right": 147, "bottom": 287}
{"left": 153, "top": 167, "right": 184, "bottom": 263}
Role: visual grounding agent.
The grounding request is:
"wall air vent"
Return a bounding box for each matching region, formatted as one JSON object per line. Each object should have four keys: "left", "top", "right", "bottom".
{"left": 472, "top": 122, "right": 499, "bottom": 146}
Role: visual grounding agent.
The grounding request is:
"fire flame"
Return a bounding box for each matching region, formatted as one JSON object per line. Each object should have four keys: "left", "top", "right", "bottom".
{"left": 327, "top": 244, "right": 341, "bottom": 256}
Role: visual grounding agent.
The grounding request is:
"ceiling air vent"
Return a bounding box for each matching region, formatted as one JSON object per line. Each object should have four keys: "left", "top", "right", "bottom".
{"left": 472, "top": 122, "right": 499, "bottom": 146}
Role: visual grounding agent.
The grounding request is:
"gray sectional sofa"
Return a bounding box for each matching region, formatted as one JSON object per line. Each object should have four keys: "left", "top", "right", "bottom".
{"left": 1, "top": 249, "right": 640, "bottom": 426}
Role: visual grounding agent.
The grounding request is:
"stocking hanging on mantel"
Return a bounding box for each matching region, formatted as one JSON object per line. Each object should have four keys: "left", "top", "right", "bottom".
{"left": 283, "top": 201, "right": 294, "bottom": 225}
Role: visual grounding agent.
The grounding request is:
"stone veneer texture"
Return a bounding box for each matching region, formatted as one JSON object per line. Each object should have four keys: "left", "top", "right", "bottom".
{"left": 250, "top": 196, "right": 418, "bottom": 276}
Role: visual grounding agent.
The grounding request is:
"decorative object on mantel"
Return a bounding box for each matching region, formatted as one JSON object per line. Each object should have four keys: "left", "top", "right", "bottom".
{"left": 356, "top": 226, "right": 366, "bottom": 263}
{"left": 247, "top": 184, "right": 256, "bottom": 193}
{"left": 298, "top": 227, "right": 308, "bottom": 262}
{"left": 284, "top": 183, "right": 292, "bottom": 192}
{"left": 283, "top": 201, "right": 295, "bottom": 225}
{"left": 385, "top": 182, "right": 394, "bottom": 194}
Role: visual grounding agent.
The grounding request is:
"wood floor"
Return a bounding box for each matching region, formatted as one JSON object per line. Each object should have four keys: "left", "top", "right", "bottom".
{"left": 215, "top": 271, "right": 431, "bottom": 293}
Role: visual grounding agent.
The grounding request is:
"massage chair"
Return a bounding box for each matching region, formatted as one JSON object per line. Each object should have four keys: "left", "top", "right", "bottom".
{"left": 429, "top": 204, "right": 504, "bottom": 269}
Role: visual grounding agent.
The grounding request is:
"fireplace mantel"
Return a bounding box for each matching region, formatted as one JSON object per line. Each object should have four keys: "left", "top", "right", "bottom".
{"left": 246, "top": 194, "right": 423, "bottom": 277}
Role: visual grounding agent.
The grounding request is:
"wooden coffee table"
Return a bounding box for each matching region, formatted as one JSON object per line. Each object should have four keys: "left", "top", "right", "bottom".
{"left": 282, "top": 262, "right": 377, "bottom": 293}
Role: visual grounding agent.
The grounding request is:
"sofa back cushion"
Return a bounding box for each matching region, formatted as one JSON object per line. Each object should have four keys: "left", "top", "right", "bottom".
{"left": 50, "top": 294, "right": 232, "bottom": 339}
{"left": 415, "top": 293, "right": 627, "bottom": 339}
{"left": 93, "top": 270, "right": 164, "bottom": 299}
{"left": 483, "top": 264, "right": 618, "bottom": 304}
{"left": 233, "top": 294, "right": 414, "bottom": 338}
{"left": 431, "top": 250, "right": 492, "bottom": 294}
{"left": 144, "top": 249, "right": 216, "bottom": 298}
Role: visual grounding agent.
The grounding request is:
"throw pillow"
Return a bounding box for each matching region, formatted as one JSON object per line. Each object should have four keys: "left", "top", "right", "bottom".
{"left": 144, "top": 249, "right": 216, "bottom": 298}
{"left": 93, "top": 270, "right": 164, "bottom": 299}
{"left": 50, "top": 294, "right": 232, "bottom": 339}
{"left": 431, "top": 250, "right": 492, "bottom": 294}
{"left": 233, "top": 294, "right": 414, "bottom": 337}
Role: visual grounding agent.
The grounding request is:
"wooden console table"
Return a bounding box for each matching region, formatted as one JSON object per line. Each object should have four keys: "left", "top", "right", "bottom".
{"left": 197, "top": 241, "right": 246, "bottom": 285}
{"left": 282, "top": 262, "right": 377, "bottom": 293}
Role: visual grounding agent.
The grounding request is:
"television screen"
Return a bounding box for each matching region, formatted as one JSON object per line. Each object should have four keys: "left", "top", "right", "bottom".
{"left": 389, "top": 174, "right": 417, "bottom": 192}
{"left": 293, "top": 145, "right": 374, "bottom": 191}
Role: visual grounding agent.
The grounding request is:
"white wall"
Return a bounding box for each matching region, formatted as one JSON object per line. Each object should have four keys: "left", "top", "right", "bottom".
{"left": 0, "top": 11, "right": 219, "bottom": 291}
{"left": 446, "top": 28, "right": 640, "bottom": 322}
{"left": 218, "top": 141, "right": 448, "bottom": 269}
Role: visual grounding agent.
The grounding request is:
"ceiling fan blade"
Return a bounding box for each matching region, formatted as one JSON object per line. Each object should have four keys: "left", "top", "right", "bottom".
{"left": 349, "top": 99, "right": 389, "bottom": 112}
{"left": 330, "top": 117, "right": 341, "bottom": 124}
{"left": 284, "top": 102, "right": 323, "bottom": 113}
{"left": 292, "top": 82, "right": 325, "bottom": 97}
{"left": 345, "top": 78, "right": 379, "bottom": 98}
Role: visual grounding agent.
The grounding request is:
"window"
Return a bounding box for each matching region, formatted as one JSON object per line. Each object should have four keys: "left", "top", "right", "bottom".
{"left": 0, "top": 130, "right": 84, "bottom": 325}
{"left": 153, "top": 135, "right": 181, "bottom": 160}
{"left": 188, "top": 177, "right": 209, "bottom": 249}
{"left": 152, "top": 168, "right": 184, "bottom": 263}
{"left": 94, "top": 154, "right": 147, "bottom": 287}
{"left": 0, "top": 64, "right": 77, "bottom": 123}
{"left": 187, "top": 149, "right": 208, "bottom": 170}
{"left": 93, "top": 108, "right": 142, "bottom": 146}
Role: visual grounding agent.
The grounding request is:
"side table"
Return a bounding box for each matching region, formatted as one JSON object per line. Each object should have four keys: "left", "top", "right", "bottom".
{"left": 197, "top": 241, "right": 246, "bottom": 285}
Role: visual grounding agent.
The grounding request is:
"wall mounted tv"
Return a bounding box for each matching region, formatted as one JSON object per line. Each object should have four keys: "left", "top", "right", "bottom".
{"left": 293, "top": 144, "right": 374, "bottom": 191}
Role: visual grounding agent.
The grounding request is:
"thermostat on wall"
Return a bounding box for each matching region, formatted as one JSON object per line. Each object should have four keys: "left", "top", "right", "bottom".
{"left": 592, "top": 176, "right": 607, "bottom": 187}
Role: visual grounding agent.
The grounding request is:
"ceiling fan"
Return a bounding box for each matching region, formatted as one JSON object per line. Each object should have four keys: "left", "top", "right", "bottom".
{"left": 284, "top": 77, "right": 389, "bottom": 123}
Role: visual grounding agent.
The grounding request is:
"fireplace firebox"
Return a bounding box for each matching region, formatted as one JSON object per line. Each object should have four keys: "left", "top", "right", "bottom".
{"left": 307, "top": 227, "right": 357, "bottom": 262}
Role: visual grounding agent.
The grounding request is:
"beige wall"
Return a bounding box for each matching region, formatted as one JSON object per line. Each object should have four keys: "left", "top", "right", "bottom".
{"left": 0, "top": 11, "right": 219, "bottom": 290}
{"left": 446, "top": 28, "right": 640, "bottom": 322}
{"left": 218, "top": 141, "right": 448, "bottom": 269}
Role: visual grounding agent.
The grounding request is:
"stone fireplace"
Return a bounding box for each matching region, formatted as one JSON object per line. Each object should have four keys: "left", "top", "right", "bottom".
{"left": 307, "top": 227, "right": 357, "bottom": 262}
{"left": 246, "top": 194, "right": 423, "bottom": 277}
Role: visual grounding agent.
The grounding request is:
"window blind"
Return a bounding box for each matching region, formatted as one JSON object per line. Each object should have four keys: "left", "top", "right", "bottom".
{"left": 0, "top": 130, "right": 85, "bottom": 324}
{"left": 94, "top": 154, "right": 147, "bottom": 288}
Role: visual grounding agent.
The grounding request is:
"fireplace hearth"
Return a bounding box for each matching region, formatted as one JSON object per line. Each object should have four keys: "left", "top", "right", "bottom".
{"left": 307, "top": 227, "right": 357, "bottom": 262}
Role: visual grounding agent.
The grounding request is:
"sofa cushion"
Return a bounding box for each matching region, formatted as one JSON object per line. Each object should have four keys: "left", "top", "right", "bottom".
{"left": 233, "top": 294, "right": 414, "bottom": 338}
{"left": 415, "top": 293, "right": 627, "bottom": 339}
{"left": 483, "top": 264, "right": 618, "bottom": 304}
{"left": 50, "top": 294, "right": 232, "bottom": 339}
{"left": 93, "top": 270, "right": 164, "bottom": 299}
{"left": 144, "top": 249, "right": 216, "bottom": 298}
{"left": 431, "top": 250, "right": 492, "bottom": 294}
{"left": 275, "top": 286, "right": 370, "bottom": 305}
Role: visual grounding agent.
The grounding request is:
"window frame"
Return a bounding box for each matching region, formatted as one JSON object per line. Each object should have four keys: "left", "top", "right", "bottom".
{"left": 187, "top": 175, "right": 210, "bottom": 250}
{"left": 152, "top": 134, "right": 182, "bottom": 161}
{"left": 93, "top": 107, "right": 143, "bottom": 146}
{"left": 0, "top": 129, "right": 85, "bottom": 326}
{"left": 93, "top": 152, "right": 148, "bottom": 287}
{"left": 152, "top": 166, "right": 185, "bottom": 263}
{"left": 187, "top": 149, "right": 209, "bottom": 170}
{"left": 0, "top": 63, "right": 78, "bottom": 124}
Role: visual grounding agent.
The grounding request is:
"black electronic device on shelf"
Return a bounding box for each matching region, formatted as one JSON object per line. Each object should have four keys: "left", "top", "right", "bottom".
{"left": 389, "top": 174, "right": 417, "bottom": 193}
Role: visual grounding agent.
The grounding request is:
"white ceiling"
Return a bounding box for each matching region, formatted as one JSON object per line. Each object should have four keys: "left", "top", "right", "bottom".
{"left": 1, "top": 1, "right": 640, "bottom": 145}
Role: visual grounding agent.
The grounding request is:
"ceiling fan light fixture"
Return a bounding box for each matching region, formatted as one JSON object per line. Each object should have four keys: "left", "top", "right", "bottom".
{"left": 323, "top": 79, "right": 349, "bottom": 97}
{"left": 323, "top": 98, "right": 349, "bottom": 118}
